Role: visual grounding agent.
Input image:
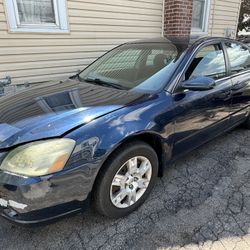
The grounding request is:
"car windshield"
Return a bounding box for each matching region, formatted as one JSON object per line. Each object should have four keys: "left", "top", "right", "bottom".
{"left": 78, "top": 42, "right": 182, "bottom": 93}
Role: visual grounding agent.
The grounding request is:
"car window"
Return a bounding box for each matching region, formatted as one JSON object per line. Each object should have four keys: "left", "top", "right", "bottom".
{"left": 146, "top": 49, "right": 176, "bottom": 67}
{"left": 146, "top": 49, "right": 163, "bottom": 66}
{"left": 96, "top": 48, "right": 142, "bottom": 73}
{"left": 225, "top": 42, "right": 250, "bottom": 74}
{"left": 185, "top": 44, "right": 226, "bottom": 81}
{"left": 79, "top": 43, "right": 181, "bottom": 92}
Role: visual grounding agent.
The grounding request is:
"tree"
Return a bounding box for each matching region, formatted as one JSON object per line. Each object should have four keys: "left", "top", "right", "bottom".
{"left": 238, "top": 0, "right": 250, "bottom": 35}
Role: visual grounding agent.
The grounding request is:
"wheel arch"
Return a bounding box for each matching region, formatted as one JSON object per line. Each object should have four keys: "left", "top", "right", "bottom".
{"left": 90, "top": 131, "right": 168, "bottom": 206}
{"left": 118, "top": 132, "right": 167, "bottom": 177}
{"left": 97, "top": 132, "right": 168, "bottom": 180}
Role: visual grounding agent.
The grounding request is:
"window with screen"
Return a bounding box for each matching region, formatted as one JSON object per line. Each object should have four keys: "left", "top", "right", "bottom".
{"left": 192, "top": 0, "right": 210, "bottom": 33}
{"left": 5, "top": 0, "right": 68, "bottom": 33}
{"left": 16, "top": 0, "right": 56, "bottom": 25}
{"left": 225, "top": 42, "right": 250, "bottom": 74}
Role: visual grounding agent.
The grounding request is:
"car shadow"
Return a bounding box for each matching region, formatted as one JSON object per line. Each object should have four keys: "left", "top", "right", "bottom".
{"left": 0, "top": 128, "right": 250, "bottom": 250}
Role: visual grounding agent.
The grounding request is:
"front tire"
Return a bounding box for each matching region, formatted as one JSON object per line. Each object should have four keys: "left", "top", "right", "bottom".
{"left": 92, "top": 141, "right": 158, "bottom": 218}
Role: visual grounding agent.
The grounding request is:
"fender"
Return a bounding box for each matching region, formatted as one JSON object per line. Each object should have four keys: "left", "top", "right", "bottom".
{"left": 65, "top": 93, "right": 175, "bottom": 188}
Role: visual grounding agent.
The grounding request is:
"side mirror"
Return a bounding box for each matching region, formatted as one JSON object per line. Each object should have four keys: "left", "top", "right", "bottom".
{"left": 181, "top": 76, "right": 216, "bottom": 91}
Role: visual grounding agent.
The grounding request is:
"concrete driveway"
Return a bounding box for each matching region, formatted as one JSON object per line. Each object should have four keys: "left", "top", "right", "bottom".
{"left": 0, "top": 128, "right": 250, "bottom": 250}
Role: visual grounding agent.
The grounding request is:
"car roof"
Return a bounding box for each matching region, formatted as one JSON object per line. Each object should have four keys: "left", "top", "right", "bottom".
{"left": 128, "top": 36, "right": 201, "bottom": 45}
{"left": 126, "top": 36, "right": 238, "bottom": 52}
{"left": 129, "top": 36, "right": 232, "bottom": 45}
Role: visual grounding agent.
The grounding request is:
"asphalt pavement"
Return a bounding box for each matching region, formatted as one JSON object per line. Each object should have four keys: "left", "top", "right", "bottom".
{"left": 1, "top": 128, "right": 250, "bottom": 250}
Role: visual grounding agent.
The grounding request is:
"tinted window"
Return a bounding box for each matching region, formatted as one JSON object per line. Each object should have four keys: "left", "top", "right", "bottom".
{"left": 79, "top": 43, "right": 181, "bottom": 92}
{"left": 225, "top": 42, "right": 250, "bottom": 74}
{"left": 185, "top": 44, "right": 226, "bottom": 80}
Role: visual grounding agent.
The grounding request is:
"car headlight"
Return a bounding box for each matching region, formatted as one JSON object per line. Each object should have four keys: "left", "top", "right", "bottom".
{"left": 0, "top": 139, "right": 76, "bottom": 177}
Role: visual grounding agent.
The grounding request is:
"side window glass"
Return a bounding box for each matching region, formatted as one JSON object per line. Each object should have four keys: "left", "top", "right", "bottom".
{"left": 225, "top": 42, "right": 250, "bottom": 74}
{"left": 185, "top": 44, "right": 226, "bottom": 81}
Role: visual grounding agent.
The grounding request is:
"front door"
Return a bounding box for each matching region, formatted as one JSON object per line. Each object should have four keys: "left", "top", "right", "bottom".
{"left": 172, "top": 43, "right": 232, "bottom": 159}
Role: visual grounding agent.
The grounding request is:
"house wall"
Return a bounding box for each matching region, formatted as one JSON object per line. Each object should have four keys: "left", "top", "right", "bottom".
{"left": 0, "top": 0, "right": 244, "bottom": 86}
{"left": 164, "top": 0, "right": 193, "bottom": 37}
{"left": 208, "top": 0, "right": 241, "bottom": 38}
{"left": 0, "top": 0, "right": 163, "bottom": 85}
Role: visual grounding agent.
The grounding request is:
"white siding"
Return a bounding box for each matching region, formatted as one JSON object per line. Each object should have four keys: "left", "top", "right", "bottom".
{"left": 208, "top": 0, "right": 241, "bottom": 37}
{"left": 0, "top": 0, "right": 163, "bottom": 84}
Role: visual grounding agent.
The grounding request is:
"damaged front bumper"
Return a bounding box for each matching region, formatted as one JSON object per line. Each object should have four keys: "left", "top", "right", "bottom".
{"left": 0, "top": 165, "right": 97, "bottom": 224}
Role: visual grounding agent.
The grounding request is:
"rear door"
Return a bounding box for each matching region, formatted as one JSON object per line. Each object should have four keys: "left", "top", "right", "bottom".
{"left": 224, "top": 41, "right": 250, "bottom": 124}
{"left": 171, "top": 42, "right": 233, "bottom": 158}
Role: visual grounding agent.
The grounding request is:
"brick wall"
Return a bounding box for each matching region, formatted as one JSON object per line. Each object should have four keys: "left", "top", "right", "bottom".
{"left": 164, "top": 0, "right": 193, "bottom": 37}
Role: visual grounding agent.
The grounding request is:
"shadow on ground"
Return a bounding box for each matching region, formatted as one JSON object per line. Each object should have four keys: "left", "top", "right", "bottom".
{"left": 0, "top": 128, "right": 250, "bottom": 250}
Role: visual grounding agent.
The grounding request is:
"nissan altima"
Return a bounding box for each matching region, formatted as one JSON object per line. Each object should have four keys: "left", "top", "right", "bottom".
{"left": 0, "top": 36, "right": 250, "bottom": 224}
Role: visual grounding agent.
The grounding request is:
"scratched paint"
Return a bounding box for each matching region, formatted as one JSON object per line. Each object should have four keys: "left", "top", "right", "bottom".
{"left": 0, "top": 198, "right": 27, "bottom": 210}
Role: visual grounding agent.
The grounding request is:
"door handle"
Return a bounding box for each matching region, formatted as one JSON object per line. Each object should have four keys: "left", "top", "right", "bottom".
{"left": 220, "top": 90, "right": 232, "bottom": 100}
{"left": 232, "top": 82, "right": 242, "bottom": 90}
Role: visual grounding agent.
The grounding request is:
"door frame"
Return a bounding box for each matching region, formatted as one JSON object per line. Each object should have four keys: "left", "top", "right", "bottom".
{"left": 173, "top": 41, "right": 231, "bottom": 94}
{"left": 166, "top": 39, "right": 234, "bottom": 94}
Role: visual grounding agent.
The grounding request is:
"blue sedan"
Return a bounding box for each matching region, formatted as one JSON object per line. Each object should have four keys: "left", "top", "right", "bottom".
{"left": 0, "top": 36, "right": 250, "bottom": 224}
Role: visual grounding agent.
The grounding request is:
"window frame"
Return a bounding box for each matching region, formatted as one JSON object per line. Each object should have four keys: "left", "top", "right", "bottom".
{"left": 172, "top": 41, "right": 230, "bottom": 94}
{"left": 4, "top": 0, "right": 69, "bottom": 33}
{"left": 223, "top": 41, "right": 250, "bottom": 76}
{"left": 184, "top": 43, "right": 227, "bottom": 81}
{"left": 191, "top": 0, "right": 211, "bottom": 35}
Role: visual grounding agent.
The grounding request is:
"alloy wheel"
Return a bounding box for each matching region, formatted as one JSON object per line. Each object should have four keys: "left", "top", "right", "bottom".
{"left": 110, "top": 156, "right": 152, "bottom": 208}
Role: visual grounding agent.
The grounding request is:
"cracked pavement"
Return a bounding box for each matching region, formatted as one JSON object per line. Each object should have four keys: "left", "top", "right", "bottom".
{"left": 0, "top": 128, "right": 250, "bottom": 250}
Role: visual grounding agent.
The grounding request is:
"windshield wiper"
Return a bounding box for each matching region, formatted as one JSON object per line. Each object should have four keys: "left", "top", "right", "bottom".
{"left": 83, "top": 77, "right": 128, "bottom": 90}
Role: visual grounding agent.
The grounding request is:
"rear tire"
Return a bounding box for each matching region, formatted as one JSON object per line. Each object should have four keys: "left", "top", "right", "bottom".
{"left": 92, "top": 141, "right": 158, "bottom": 218}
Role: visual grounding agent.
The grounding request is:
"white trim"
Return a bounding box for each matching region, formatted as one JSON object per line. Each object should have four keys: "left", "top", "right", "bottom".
{"left": 4, "top": 0, "right": 69, "bottom": 33}
{"left": 12, "top": 0, "right": 20, "bottom": 26}
{"left": 161, "top": 0, "right": 165, "bottom": 36}
{"left": 52, "top": 0, "right": 60, "bottom": 27}
{"left": 191, "top": 0, "right": 211, "bottom": 35}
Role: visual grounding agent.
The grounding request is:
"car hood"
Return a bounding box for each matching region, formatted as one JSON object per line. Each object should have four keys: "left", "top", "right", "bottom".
{"left": 0, "top": 79, "right": 144, "bottom": 150}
